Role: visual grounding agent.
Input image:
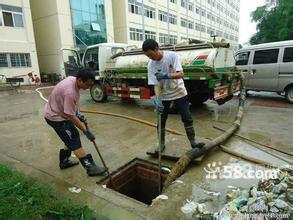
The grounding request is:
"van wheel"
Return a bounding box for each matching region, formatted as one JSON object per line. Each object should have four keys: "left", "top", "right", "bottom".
{"left": 90, "top": 82, "right": 107, "bottom": 102}
{"left": 285, "top": 86, "right": 293, "bottom": 104}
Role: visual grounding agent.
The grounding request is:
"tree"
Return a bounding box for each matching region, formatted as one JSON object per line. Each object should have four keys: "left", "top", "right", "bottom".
{"left": 249, "top": 0, "right": 293, "bottom": 44}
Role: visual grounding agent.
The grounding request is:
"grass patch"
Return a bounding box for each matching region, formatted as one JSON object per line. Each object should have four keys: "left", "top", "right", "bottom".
{"left": 0, "top": 163, "right": 96, "bottom": 219}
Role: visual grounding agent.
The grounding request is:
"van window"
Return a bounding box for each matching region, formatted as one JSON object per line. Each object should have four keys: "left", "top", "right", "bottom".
{"left": 235, "top": 51, "right": 250, "bottom": 65}
{"left": 84, "top": 48, "right": 99, "bottom": 71}
{"left": 253, "top": 49, "right": 279, "bottom": 64}
{"left": 283, "top": 47, "right": 293, "bottom": 62}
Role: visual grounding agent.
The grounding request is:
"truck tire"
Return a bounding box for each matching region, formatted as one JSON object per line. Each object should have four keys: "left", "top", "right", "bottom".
{"left": 285, "top": 85, "right": 293, "bottom": 104}
{"left": 189, "top": 94, "right": 209, "bottom": 106}
{"left": 90, "top": 82, "right": 107, "bottom": 102}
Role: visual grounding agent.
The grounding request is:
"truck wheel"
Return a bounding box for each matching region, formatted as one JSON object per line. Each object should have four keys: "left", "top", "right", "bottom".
{"left": 285, "top": 86, "right": 293, "bottom": 104}
{"left": 189, "top": 94, "right": 209, "bottom": 106}
{"left": 90, "top": 82, "right": 107, "bottom": 102}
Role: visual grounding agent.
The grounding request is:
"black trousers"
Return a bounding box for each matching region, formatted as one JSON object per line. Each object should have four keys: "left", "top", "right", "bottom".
{"left": 160, "top": 95, "right": 193, "bottom": 129}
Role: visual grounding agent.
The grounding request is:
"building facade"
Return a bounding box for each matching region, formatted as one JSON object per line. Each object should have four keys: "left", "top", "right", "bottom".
{"left": 30, "top": 0, "right": 114, "bottom": 76}
{"left": 112, "top": 0, "right": 240, "bottom": 50}
{"left": 0, "top": 0, "right": 40, "bottom": 84}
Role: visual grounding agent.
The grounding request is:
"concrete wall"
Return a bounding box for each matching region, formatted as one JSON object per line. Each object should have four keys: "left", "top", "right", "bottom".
{"left": 30, "top": 0, "right": 71, "bottom": 76}
{"left": 112, "top": 0, "right": 128, "bottom": 44}
{"left": 0, "top": 0, "right": 40, "bottom": 84}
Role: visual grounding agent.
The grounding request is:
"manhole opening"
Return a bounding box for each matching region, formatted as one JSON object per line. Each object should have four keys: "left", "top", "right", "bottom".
{"left": 97, "top": 158, "right": 169, "bottom": 205}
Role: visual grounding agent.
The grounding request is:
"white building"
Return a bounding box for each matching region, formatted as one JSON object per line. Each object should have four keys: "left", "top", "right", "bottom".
{"left": 30, "top": 0, "right": 114, "bottom": 77}
{"left": 0, "top": 0, "right": 40, "bottom": 84}
{"left": 112, "top": 0, "right": 240, "bottom": 50}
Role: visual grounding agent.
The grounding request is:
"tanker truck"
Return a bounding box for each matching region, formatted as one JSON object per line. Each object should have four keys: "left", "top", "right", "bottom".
{"left": 61, "top": 41, "right": 240, "bottom": 106}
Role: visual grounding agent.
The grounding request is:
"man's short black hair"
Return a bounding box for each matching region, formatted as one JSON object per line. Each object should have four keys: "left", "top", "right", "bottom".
{"left": 76, "top": 67, "right": 95, "bottom": 82}
{"left": 142, "top": 39, "right": 159, "bottom": 52}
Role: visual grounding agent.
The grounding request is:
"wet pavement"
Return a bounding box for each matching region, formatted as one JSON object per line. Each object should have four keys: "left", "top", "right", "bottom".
{"left": 0, "top": 88, "right": 292, "bottom": 219}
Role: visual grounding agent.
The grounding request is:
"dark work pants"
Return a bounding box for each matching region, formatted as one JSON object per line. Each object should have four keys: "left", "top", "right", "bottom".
{"left": 160, "top": 95, "right": 193, "bottom": 129}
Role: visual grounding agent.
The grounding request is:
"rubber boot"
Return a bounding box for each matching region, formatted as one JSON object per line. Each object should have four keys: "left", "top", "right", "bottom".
{"left": 155, "top": 128, "right": 166, "bottom": 153}
{"left": 184, "top": 126, "right": 205, "bottom": 149}
{"left": 79, "top": 154, "right": 106, "bottom": 176}
{"left": 59, "top": 149, "right": 79, "bottom": 169}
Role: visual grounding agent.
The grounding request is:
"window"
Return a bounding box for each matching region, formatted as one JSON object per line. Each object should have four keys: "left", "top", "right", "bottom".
{"left": 253, "top": 49, "right": 279, "bottom": 64}
{"left": 0, "top": 54, "right": 8, "bottom": 67}
{"left": 0, "top": 4, "right": 24, "bottom": 27}
{"left": 283, "top": 48, "right": 293, "bottom": 63}
{"left": 170, "top": 0, "right": 177, "bottom": 3}
{"left": 188, "top": 21, "right": 194, "bottom": 29}
{"left": 159, "top": 10, "right": 168, "bottom": 22}
{"left": 13, "top": 14, "right": 24, "bottom": 27}
{"left": 188, "top": 2, "right": 194, "bottom": 11}
{"left": 159, "top": 33, "right": 177, "bottom": 45}
{"left": 0, "top": 53, "right": 31, "bottom": 67}
{"left": 129, "top": 28, "right": 143, "bottom": 41}
{"left": 181, "top": 18, "right": 187, "bottom": 27}
{"left": 144, "top": 6, "right": 155, "bottom": 19}
{"left": 195, "top": 7, "right": 200, "bottom": 14}
{"left": 3, "top": 12, "right": 13, "bottom": 27}
{"left": 181, "top": 0, "right": 187, "bottom": 8}
{"left": 169, "top": 14, "right": 177, "bottom": 25}
{"left": 128, "top": 0, "right": 142, "bottom": 15}
{"left": 10, "top": 53, "right": 31, "bottom": 67}
{"left": 129, "top": 28, "right": 155, "bottom": 41}
{"left": 145, "top": 30, "right": 156, "bottom": 40}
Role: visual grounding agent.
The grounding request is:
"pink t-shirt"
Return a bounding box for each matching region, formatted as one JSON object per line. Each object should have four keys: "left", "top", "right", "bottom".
{"left": 44, "top": 76, "right": 80, "bottom": 121}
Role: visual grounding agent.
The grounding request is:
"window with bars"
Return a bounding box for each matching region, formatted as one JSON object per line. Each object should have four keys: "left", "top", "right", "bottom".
{"left": 0, "top": 53, "right": 31, "bottom": 67}
{"left": 0, "top": 4, "right": 24, "bottom": 27}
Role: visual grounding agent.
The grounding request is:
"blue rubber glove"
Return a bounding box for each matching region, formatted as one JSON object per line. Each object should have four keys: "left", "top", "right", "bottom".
{"left": 151, "top": 97, "right": 164, "bottom": 113}
{"left": 83, "top": 130, "right": 95, "bottom": 141}
{"left": 155, "top": 72, "right": 170, "bottom": 81}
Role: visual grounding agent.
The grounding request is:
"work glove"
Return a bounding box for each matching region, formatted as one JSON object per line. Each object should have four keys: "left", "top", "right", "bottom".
{"left": 155, "top": 72, "right": 170, "bottom": 81}
{"left": 83, "top": 130, "right": 95, "bottom": 141}
{"left": 76, "top": 111, "right": 87, "bottom": 123}
{"left": 151, "top": 97, "right": 164, "bottom": 114}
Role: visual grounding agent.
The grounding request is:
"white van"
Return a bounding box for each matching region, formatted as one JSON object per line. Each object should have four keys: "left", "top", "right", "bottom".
{"left": 235, "top": 40, "right": 293, "bottom": 103}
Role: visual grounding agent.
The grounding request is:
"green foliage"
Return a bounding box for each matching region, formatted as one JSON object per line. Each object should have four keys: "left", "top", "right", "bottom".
{"left": 249, "top": 0, "right": 293, "bottom": 44}
{"left": 0, "top": 164, "right": 95, "bottom": 220}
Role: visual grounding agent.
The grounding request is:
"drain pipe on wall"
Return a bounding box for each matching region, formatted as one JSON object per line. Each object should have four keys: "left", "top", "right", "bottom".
{"left": 162, "top": 72, "right": 246, "bottom": 191}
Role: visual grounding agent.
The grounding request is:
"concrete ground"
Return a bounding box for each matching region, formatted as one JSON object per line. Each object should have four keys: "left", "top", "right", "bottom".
{"left": 0, "top": 87, "right": 292, "bottom": 219}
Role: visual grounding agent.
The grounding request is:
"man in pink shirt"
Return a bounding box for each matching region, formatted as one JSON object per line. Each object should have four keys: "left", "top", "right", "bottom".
{"left": 44, "top": 68, "right": 106, "bottom": 176}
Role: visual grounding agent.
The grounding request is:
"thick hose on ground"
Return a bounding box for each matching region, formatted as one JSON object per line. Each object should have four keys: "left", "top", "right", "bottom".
{"left": 162, "top": 72, "right": 246, "bottom": 191}
{"left": 35, "top": 86, "right": 185, "bottom": 136}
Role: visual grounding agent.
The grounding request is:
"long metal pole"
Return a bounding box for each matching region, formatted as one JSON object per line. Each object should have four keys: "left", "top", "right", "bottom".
{"left": 84, "top": 122, "right": 115, "bottom": 187}
{"left": 142, "top": 0, "right": 145, "bottom": 41}
{"left": 158, "top": 111, "right": 162, "bottom": 194}
{"left": 167, "top": 0, "right": 170, "bottom": 44}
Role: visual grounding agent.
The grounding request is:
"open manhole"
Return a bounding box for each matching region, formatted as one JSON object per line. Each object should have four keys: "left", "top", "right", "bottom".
{"left": 97, "top": 158, "right": 169, "bottom": 205}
